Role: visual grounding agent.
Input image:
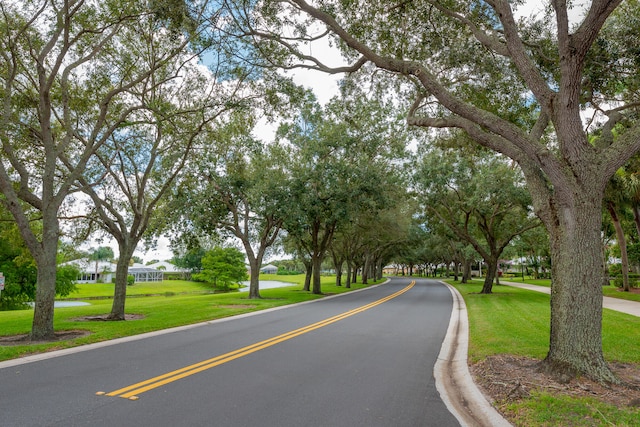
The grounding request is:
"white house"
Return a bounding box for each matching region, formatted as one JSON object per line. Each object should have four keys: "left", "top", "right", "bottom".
{"left": 259, "top": 264, "right": 278, "bottom": 274}
{"left": 62, "top": 259, "right": 114, "bottom": 284}
{"left": 62, "top": 259, "right": 163, "bottom": 283}
{"left": 146, "top": 261, "right": 184, "bottom": 273}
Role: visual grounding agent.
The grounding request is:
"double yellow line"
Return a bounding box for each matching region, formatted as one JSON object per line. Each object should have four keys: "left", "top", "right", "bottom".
{"left": 99, "top": 281, "right": 415, "bottom": 400}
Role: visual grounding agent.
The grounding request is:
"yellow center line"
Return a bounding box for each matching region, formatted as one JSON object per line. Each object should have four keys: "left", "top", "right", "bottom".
{"left": 100, "top": 281, "right": 415, "bottom": 400}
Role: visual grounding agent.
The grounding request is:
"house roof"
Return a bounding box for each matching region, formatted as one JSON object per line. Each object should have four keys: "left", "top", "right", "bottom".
{"left": 146, "top": 261, "right": 185, "bottom": 273}
{"left": 128, "top": 266, "right": 161, "bottom": 273}
{"left": 61, "top": 258, "right": 114, "bottom": 273}
{"left": 62, "top": 260, "right": 164, "bottom": 274}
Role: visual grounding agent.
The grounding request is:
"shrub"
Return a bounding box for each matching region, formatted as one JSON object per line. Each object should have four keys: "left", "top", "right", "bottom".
{"left": 608, "top": 264, "right": 622, "bottom": 276}
{"left": 0, "top": 294, "right": 30, "bottom": 310}
{"left": 55, "top": 264, "right": 79, "bottom": 296}
{"left": 613, "top": 273, "right": 639, "bottom": 288}
{"left": 127, "top": 275, "right": 135, "bottom": 286}
{"left": 277, "top": 268, "right": 301, "bottom": 275}
{"left": 193, "top": 247, "right": 248, "bottom": 290}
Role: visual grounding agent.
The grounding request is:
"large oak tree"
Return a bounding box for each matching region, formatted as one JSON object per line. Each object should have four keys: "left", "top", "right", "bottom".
{"left": 278, "top": 87, "right": 407, "bottom": 294}
{"left": 413, "top": 144, "right": 541, "bottom": 293}
{"left": 175, "top": 127, "right": 290, "bottom": 299}
{"left": 0, "top": 0, "right": 201, "bottom": 338}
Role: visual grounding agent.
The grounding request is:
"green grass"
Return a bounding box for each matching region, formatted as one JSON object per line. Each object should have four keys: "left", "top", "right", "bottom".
{"left": 0, "top": 275, "right": 378, "bottom": 362}
{"left": 63, "top": 279, "right": 219, "bottom": 299}
{"left": 450, "top": 279, "right": 640, "bottom": 426}
{"left": 602, "top": 285, "right": 640, "bottom": 302}
{"left": 455, "top": 282, "right": 551, "bottom": 362}
{"left": 454, "top": 280, "right": 640, "bottom": 363}
{"left": 500, "top": 276, "right": 640, "bottom": 302}
{"left": 505, "top": 392, "right": 640, "bottom": 427}
{"left": 500, "top": 276, "right": 552, "bottom": 287}
{"left": 258, "top": 273, "right": 339, "bottom": 287}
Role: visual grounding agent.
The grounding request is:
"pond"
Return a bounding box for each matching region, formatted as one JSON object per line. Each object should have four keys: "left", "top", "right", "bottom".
{"left": 27, "top": 301, "right": 91, "bottom": 308}
{"left": 238, "top": 280, "right": 296, "bottom": 292}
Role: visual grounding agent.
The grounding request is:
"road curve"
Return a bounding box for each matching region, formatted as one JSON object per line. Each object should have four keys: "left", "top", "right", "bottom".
{"left": 1, "top": 277, "right": 465, "bottom": 426}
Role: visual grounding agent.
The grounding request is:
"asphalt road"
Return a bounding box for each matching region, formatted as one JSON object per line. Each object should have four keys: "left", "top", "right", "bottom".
{"left": 0, "top": 277, "right": 460, "bottom": 427}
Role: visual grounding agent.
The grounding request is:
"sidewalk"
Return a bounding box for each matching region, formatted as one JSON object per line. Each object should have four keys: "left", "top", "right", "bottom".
{"left": 501, "top": 281, "right": 640, "bottom": 318}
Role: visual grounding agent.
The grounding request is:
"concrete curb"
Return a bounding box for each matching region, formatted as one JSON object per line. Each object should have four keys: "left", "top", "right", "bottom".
{"left": 435, "top": 281, "right": 512, "bottom": 427}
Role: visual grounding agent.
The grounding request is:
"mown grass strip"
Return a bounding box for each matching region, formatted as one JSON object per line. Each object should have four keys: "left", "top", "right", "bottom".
{"left": 451, "top": 280, "right": 640, "bottom": 363}
{"left": 449, "top": 279, "right": 640, "bottom": 426}
{"left": 0, "top": 275, "right": 378, "bottom": 362}
{"left": 500, "top": 276, "right": 640, "bottom": 302}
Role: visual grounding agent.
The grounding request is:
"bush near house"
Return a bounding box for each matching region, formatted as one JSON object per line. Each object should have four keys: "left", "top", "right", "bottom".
{"left": 277, "top": 267, "right": 301, "bottom": 275}
{"left": 613, "top": 274, "right": 639, "bottom": 288}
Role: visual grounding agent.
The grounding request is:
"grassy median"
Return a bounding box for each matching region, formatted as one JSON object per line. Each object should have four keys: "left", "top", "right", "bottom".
{"left": 497, "top": 276, "right": 640, "bottom": 302}
{"left": 0, "top": 275, "right": 379, "bottom": 362}
{"left": 450, "top": 279, "right": 640, "bottom": 426}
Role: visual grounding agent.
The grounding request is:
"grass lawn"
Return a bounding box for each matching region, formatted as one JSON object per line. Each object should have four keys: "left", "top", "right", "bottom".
{"left": 0, "top": 274, "right": 378, "bottom": 362}
{"left": 500, "top": 275, "right": 640, "bottom": 302}
{"left": 61, "top": 280, "right": 219, "bottom": 299}
{"left": 450, "top": 279, "right": 640, "bottom": 426}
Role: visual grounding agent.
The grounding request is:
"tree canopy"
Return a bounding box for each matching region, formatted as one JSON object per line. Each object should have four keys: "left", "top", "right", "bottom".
{"left": 4, "top": 0, "right": 640, "bottom": 386}
{"left": 193, "top": 246, "right": 248, "bottom": 290}
{"left": 413, "top": 141, "right": 541, "bottom": 293}
{"left": 219, "top": 0, "right": 640, "bottom": 382}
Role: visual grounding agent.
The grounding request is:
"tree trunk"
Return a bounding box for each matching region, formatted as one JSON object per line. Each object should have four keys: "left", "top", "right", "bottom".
{"left": 632, "top": 204, "right": 640, "bottom": 238}
{"left": 246, "top": 257, "right": 262, "bottom": 299}
{"left": 108, "top": 253, "right": 132, "bottom": 321}
{"left": 375, "top": 258, "right": 383, "bottom": 280}
{"left": 462, "top": 259, "right": 471, "bottom": 283}
{"left": 602, "top": 242, "right": 611, "bottom": 287}
{"left": 607, "top": 202, "right": 630, "bottom": 292}
{"left": 480, "top": 257, "right": 498, "bottom": 294}
{"left": 539, "top": 196, "right": 617, "bottom": 383}
{"left": 302, "top": 259, "right": 312, "bottom": 292}
{"left": 361, "top": 256, "right": 369, "bottom": 285}
{"left": 311, "top": 252, "right": 323, "bottom": 294}
{"left": 332, "top": 252, "right": 343, "bottom": 286}
{"left": 345, "top": 262, "right": 352, "bottom": 288}
{"left": 30, "top": 228, "right": 59, "bottom": 340}
{"left": 244, "top": 245, "right": 264, "bottom": 299}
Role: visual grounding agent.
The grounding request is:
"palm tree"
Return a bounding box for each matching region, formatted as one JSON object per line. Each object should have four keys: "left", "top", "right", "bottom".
{"left": 622, "top": 155, "right": 640, "bottom": 238}
{"left": 604, "top": 171, "right": 631, "bottom": 291}
{"left": 89, "top": 246, "right": 114, "bottom": 283}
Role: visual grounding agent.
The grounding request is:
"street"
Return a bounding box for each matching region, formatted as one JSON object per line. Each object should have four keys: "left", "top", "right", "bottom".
{"left": 0, "top": 278, "right": 459, "bottom": 427}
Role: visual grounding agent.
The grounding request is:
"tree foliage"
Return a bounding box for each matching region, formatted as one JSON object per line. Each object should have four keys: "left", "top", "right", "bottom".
{"left": 166, "top": 109, "right": 289, "bottom": 298}
{"left": 277, "top": 85, "right": 409, "bottom": 293}
{"left": 222, "top": 0, "right": 640, "bottom": 382}
{"left": 0, "top": 0, "right": 216, "bottom": 338}
{"left": 413, "top": 140, "right": 541, "bottom": 293}
{"left": 193, "top": 246, "right": 248, "bottom": 290}
{"left": 172, "top": 246, "right": 206, "bottom": 276}
{"left": 0, "top": 211, "right": 78, "bottom": 309}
